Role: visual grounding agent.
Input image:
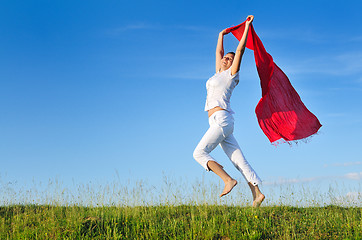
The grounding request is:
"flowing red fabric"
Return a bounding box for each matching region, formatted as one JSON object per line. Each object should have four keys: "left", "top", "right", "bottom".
{"left": 225, "top": 21, "right": 322, "bottom": 143}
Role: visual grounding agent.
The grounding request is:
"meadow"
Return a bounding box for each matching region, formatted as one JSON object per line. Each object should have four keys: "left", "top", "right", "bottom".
{"left": 0, "top": 177, "right": 361, "bottom": 239}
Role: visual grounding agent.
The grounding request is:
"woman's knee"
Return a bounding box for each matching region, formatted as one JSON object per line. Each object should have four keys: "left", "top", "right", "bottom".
{"left": 193, "top": 148, "right": 204, "bottom": 161}
{"left": 193, "top": 148, "right": 212, "bottom": 171}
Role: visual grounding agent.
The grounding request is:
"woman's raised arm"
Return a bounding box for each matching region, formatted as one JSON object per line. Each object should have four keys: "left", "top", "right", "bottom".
{"left": 215, "top": 29, "right": 228, "bottom": 73}
{"left": 231, "top": 15, "right": 254, "bottom": 76}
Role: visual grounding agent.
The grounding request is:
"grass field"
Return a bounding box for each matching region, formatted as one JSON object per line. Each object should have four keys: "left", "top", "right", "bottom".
{"left": 0, "top": 178, "right": 361, "bottom": 239}
{"left": 1, "top": 204, "right": 361, "bottom": 239}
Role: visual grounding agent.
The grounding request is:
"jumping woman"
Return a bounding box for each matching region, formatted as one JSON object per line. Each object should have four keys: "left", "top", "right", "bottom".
{"left": 193, "top": 15, "right": 265, "bottom": 207}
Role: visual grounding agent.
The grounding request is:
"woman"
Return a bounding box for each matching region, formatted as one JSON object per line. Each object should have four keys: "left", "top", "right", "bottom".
{"left": 193, "top": 15, "right": 265, "bottom": 207}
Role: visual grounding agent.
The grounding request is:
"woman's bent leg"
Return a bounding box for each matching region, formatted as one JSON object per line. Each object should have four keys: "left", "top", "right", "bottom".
{"left": 193, "top": 119, "right": 237, "bottom": 197}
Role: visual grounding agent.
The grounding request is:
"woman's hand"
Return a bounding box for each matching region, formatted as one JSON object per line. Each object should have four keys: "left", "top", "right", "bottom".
{"left": 219, "top": 28, "right": 229, "bottom": 36}
{"left": 246, "top": 15, "right": 254, "bottom": 24}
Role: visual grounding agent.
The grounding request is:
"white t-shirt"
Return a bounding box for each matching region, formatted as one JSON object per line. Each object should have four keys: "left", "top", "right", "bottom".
{"left": 204, "top": 68, "right": 239, "bottom": 114}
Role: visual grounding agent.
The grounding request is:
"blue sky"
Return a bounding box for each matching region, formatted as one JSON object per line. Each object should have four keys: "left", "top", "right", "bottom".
{"left": 1, "top": 0, "right": 361, "bottom": 205}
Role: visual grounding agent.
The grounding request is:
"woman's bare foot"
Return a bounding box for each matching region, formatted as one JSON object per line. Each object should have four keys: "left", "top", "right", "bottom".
{"left": 220, "top": 179, "right": 238, "bottom": 197}
{"left": 252, "top": 193, "right": 265, "bottom": 207}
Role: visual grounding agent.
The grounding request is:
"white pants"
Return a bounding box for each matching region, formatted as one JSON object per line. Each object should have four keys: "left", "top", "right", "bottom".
{"left": 193, "top": 110, "right": 262, "bottom": 186}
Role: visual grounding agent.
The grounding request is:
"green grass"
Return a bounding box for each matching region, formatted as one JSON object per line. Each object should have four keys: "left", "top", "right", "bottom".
{"left": 1, "top": 204, "right": 361, "bottom": 239}
{"left": 1, "top": 177, "right": 361, "bottom": 239}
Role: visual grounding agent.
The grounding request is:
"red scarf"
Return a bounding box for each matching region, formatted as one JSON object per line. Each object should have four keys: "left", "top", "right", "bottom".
{"left": 226, "top": 21, "right": 322, "bottom": 144}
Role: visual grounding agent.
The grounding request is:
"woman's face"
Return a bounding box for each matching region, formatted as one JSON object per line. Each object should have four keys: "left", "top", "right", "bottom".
{"left": 221, "top": 53, "right": 234, "bottom": 70}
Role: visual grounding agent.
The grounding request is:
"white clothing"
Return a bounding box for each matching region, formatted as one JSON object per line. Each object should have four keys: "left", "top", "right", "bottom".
{"left": 193, "top": 110, "right": 262, "bottom": 186}
{"left": 204, "top": 68, "right": 239, "bottom": 114}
